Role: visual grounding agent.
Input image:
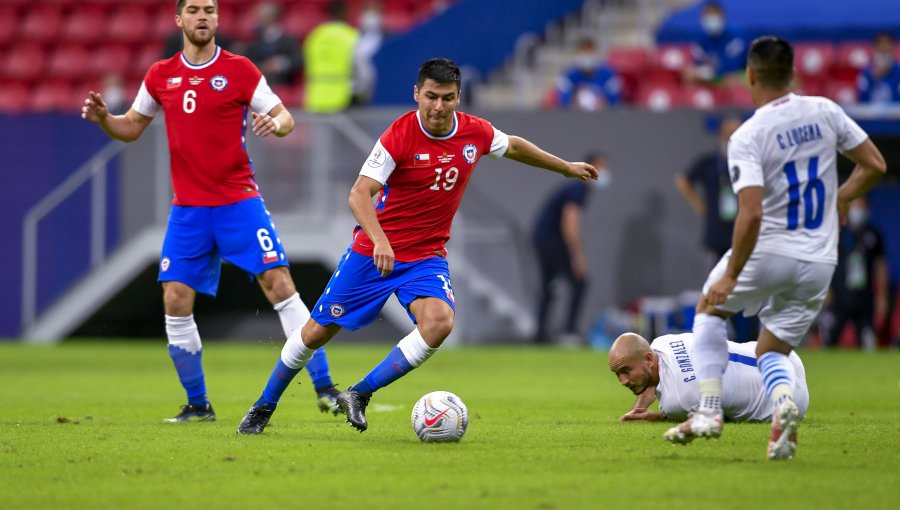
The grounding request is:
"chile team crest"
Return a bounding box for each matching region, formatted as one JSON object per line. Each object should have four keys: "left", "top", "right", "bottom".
{"left": 210, "top": 75, "right": 228, "bottom": 91}
{"left": 462, "top": 144, "right": 477, "bottom": 164}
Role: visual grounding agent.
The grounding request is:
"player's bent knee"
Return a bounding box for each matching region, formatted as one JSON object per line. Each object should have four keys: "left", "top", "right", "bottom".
{"left": 420, "top": 313, "right": 454, "bottom": 344}
{"left": 300, "top": 319, "right": 337, "bottom": 349}
{"left": 162, "top": 282, "right": 194, "bottom": 316}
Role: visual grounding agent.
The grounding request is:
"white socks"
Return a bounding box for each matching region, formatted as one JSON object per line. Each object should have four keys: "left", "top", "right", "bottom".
{"left": 274, "top": 292, "right": 311, "bottom": 339}
{"left": 693, "top": 313, "right": 729, "bottom": 381}
{"left": 397, "top": 328, "right": 437, "bottom": 367}
{"left": 280, "top": 328, "right": 315, "bottom": 370}
{"left": 166, "top": 315, "right": 201, "bottom": 354}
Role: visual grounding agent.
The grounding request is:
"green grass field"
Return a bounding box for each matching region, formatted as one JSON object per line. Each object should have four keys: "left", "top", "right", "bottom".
{"left": 1, "top": 340, "right": 898, "bottom": 510}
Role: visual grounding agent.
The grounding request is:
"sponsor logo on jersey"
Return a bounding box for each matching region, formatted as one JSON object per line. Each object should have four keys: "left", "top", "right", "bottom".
{"left": 414, "top": 153, "right": 430, "bottom": 166}
{"left": 329, "top": 304, "right": 345, "bottom": 318}
{"left": 166, "top": 77, "right": 182, "bottom": 89}
{"left": 463, "top": 144, "right": 477, "bottom": 163}
{"left": 730, "top": 165, "right": 740, "bottom": 183}
{"left": 160, "top": 257, "right": 171, "bottom": 271}
{"left": 210, "top": 75, "right": 228, "bottom": 91}
{"left": 437, "top": 152, "right": 454, "bottom": 163}
{"left": 188, "top": 76, "right": 204, "bottom": 86}
{"left": 262, "top": 251, "right": 278, "bottom": 264}
{"left": 368, "top": 148, "right": 386, "bottom": 167}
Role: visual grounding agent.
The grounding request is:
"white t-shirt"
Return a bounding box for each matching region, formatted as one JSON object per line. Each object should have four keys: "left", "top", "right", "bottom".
{"left": 651, "top": 333, "right": 805, "bottom": 421}
{"left": 727, "top": 93, "right": 868, "bottom": 264}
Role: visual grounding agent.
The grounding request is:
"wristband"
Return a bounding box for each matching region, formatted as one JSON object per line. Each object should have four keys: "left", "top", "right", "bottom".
{"left": 271, "top": 117, "right": 281, "bottom": 135}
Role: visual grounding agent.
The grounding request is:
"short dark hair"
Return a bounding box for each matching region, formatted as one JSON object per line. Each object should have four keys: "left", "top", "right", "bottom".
{"left": 873, "top": 31, "right": 895, "bottom": 45}
{"left": 747, "top": 36, "right": 794, "bottom": 90}
{"left": 417, "top": 58, "right": 462, "bottom": 89}
{"left": 177, "top": 0, "right": 217, "bottom": 15}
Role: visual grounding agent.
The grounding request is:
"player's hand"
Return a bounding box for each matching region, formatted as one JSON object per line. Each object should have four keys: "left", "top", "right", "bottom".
{"left": 705, "top": 274, "right": 737, "bottom": 306}
{"left": 81, "top": 91, "right": 109, "bottom": 124}
{"left": 619, "top": 408, "right": 666, "bottom": 422}
{"left": 373, "top": 241, "right": 395, "bottom": 277}
{"left": 572, "top": 253, "right": 588, "bottom": 280}
{"left": 251, "top": 112, "right": 280, "bottom": 137}
{"left": 564, "top": 161, "right": 599, "bottom": 181}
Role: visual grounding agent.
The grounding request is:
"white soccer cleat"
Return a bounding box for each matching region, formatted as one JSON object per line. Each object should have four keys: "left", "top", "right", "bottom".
{"left": 767, "top": 399, "right": 799, "bottom": 460}
{"left": 663, "top": 409, "right": 723, "bottom": 445}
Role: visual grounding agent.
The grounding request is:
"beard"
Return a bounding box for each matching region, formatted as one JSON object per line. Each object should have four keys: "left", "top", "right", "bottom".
{"left": 184, "top": 26, "right": 215, "bottom": 48}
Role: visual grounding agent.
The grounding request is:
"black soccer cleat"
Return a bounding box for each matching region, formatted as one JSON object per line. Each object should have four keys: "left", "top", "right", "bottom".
{"left": 236, "top": 405, "right": 275, "bottom": 435}
{"left": 336, "top": 389, "right": 372, "bottom": 432}
{"left": 316, "top": 385, "right": 342, "bottom": 415}
{"left": 164, "top": 403, "right": 216, "bottom": 423}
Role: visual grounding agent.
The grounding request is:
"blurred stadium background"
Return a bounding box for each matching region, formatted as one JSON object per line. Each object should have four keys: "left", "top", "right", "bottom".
{"left": 3, "top": 0, "right": 899, "bottom": 347}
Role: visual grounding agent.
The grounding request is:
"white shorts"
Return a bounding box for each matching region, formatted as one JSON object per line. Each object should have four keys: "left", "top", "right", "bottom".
{"left": 704, "top": 250, "right": 835, "bottom": 346}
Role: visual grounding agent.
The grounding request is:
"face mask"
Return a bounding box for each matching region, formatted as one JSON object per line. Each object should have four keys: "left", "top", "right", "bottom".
{"left": 848, "top": 206, "right": 868, "bottom": 229}
{"left": 701, "top": 15, "right": 725, "bottom": 36}
{"left": 360, "top": 11, "right": 381, "bottom": 32}
{"left": 593, "top": 169, "right": 612, "bottom": 189}
{"left": 574, "top": 54, "right": 598, "bottom": 72}
{"left": 874, "top": 52, "right": 895, "bottom": 71}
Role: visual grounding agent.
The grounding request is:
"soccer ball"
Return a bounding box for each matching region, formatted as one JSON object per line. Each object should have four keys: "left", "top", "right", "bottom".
{"left": 411, "top": 391, "right": 469, "bottom": 443}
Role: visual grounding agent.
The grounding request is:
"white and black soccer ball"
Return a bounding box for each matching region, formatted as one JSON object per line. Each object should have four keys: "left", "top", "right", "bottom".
{"left": 411, "top": 391, "right": 468, "bottom": 443}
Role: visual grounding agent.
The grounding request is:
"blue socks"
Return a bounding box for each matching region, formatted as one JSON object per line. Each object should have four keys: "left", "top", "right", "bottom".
{"left": 168, "top": 344, "right": 207, "bottom": 406}
{"left": 306, "top": 348, "right": 334, "bottom": 390}
{"left": 255, "top": 358, "right": 301, "bottom": 408}
{"left": 758, "top": 351, "right": 794, "bottom": 405}
{"left": 350, "top": 347, "right": 415, "bottom": 395}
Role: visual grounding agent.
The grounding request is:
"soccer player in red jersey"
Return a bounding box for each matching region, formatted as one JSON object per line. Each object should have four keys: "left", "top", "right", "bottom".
{"left": 81, "top": 0, "right": 341, "bottom": 422}
{"left": 237, "top": 58, "right": 599, "bottom": 434}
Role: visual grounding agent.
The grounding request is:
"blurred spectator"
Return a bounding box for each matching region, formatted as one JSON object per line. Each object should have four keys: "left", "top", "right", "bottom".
{"left": 532, "top": 153, "right": 611, "bottom": 345}
{"left": 303, "top": 0, "right": 359, "bottom": 113}
{"left": 246, "top": 2, "right": 302, "bottom": 86}
{"left": 554, "top": 38, "right": 622, "bottom": 111}
{"left": 684, "top": 1, "right": 746, "bottom": 85}
{"left": 674, "top": 116, "right": 758, "bottom": 342}
{"left": 857, "top": 31, "right": 900, "bottom": 104}
{"left": 101, "top": 73, "right": 127, "bottom": 115}
{"left": 820, "top": 196, "right": 889, "bottom": 349}
{"left": 353, "top": 1, "right": 385, "bottom": 105}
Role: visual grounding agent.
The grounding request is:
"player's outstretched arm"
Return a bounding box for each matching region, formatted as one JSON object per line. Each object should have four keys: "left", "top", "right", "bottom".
{"left": 503, "top": 135, "right": 598, "bottom": 181}
{"left": 619, "top": 387, "right": 665, "bottom": 422}
{"left": 252, "top": 104, "right": 294, "bottom": 138}
{"left": 837, "top": 139, "right": 887, "bottom": 217}
{"left": 349, "top": 175, "right": 394, "bottom": 277}
{"left": 81, "top": 91, "right": 152, "bottom": 143}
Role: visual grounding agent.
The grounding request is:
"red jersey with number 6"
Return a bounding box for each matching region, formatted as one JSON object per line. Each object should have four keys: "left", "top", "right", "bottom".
{"left": 133, "top": 46, "right": 281, "bottom": 206}
{"left": 354, "top": 110, "right": 510, "bottom": 262}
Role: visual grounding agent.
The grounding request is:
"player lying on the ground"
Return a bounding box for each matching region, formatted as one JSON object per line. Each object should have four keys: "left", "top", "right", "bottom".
{"left": 608, "top": 332, "right": 809, "bottom": 422}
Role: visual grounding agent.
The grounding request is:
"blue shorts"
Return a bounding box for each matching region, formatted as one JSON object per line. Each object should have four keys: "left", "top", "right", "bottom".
{"left": 311, "top": 250, "right": 456, "bottom": 330}
{"left": 158, "top": 198, "right": 288, "bottom": 296}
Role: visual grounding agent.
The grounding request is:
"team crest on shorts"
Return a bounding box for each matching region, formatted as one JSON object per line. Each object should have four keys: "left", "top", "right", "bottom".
{"left": 463, "top": 144, "right": 477, "bottom": 163}
{"left": 160, "top": 257, "right": 171, "bottom": 272}
{"left": 329, "top": 304, "right": 345, "bottom": 318}
{"left": 210, "top": 75, "right": 228, "bottom": 91}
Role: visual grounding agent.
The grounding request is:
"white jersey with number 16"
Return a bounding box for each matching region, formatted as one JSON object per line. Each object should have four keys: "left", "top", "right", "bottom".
{"left": 727, "top": 93, "right": 868, "bottom": 264}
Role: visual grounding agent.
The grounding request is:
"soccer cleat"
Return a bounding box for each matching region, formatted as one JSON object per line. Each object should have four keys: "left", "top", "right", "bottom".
{"left": 164, "top": 403, "right": 216, "bottom": 423}
{"left": 316, "top": 385, "right": 342, "bottom": 415}
{"left": 336, "top": 389, "right": 372, "bottom": 432}
{"left": 663, "top": 408, "right": 723, "bottom": 445}
{"left": 236, "top": 405, "right": 275, "bottom": 435}
{"left": 767, "top": 399, "right": 800, "bottom": 460}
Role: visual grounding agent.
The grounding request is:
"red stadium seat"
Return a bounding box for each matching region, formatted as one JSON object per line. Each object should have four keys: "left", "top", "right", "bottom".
{"left": 381, "top": 8, "right": 415, "bottom": 33}
{"left": 130, "top": 44, "right": 164, "bottom": 82}
{"left": 284, "top": 4, "right": 329, "bottom": 39}
{"left": 151, "top": 6, "right": 178, "bottom": 40}
{"left": 0, "top": 6, "right": 18, "bottom": 47}
{"left": 108, "top": 5, "right": 150, "bottom": 44}
{"left": 824, "top": 80, "right": 859, "bottom": 105}
{"left": 90, "top": 44, "right": 133, "bottom": 79}
{"left": 0, "top": 82, "right": 30, "bottom": 113}
{"left": 20, "top": 5, "right": 64, "bottom": 43}
{"left": 647, "top": 44, "right": 693, "bottom": 84}
{"left": 607, "top": 47, "right": 650, "bottom": 104}
{"left": 48, "top": 44, "right": 91, "bottom": 81}
{"left": 214, "top": 3, "right": 239, "bottom": 40}
{"left": 796, "top": 79, "right": 825, "bottom": 97}
{"left": 61, "top": 8, "right": 106, "bottom": 45}
{"left": 2, "top": 43, "right": 45, "bottom": 82}
{"left": 30, "top": 80, "right": 77, "bottom": 113}
{"left": 833, "top": 41, "right": 872, "bottom": 81}
{"left": 680, "top": 85, "right": 721, "bottom": 110}
{"left": 232, "top": 4, "right": 260, "bottom": 41}
{"left": 635, "top": 82, "right": 682, "bottom": 111}
{"left": 793, "top": 42, "right": 834, "bottom": 81}
{"left": 722, "top": 82, "right": 753, "bottom": 108}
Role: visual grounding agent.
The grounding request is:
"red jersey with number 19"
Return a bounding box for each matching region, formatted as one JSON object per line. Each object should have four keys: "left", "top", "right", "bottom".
{"left": 132, "top": 46, "right": 281, "bottom": 206}
{"left": 354, "top": 110, "right": 510, "bottom": 262}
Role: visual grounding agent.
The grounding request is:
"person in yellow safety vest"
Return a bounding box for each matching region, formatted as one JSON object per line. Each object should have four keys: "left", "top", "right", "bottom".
{"left": 303, "top": 1, "right": 359, "bottom": 113}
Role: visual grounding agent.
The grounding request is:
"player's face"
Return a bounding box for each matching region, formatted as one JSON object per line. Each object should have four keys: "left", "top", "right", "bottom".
{"left": 609, "top": 355, "right": 654, "bottom": 395}
{"left": 176, "top": 0, "right": 218, "bottom": 48}
{"left": 414, "top": 79, "right": 460, "bottom": 135}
